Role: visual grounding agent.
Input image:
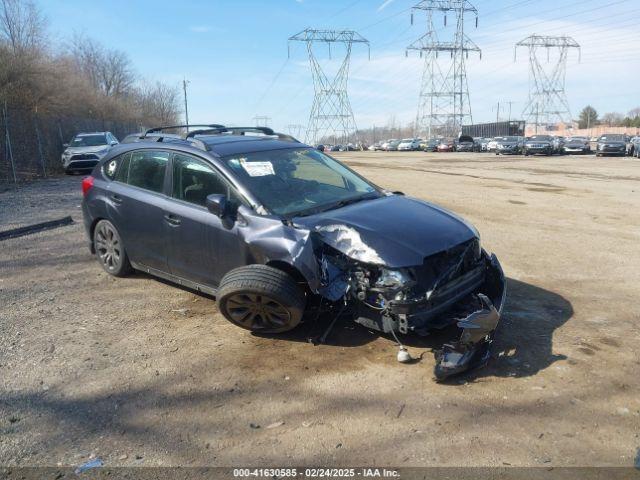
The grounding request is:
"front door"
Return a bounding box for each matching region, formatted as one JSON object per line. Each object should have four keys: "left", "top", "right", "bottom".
{"left": 164, "top": 153, "right": 243, "bottom": 287}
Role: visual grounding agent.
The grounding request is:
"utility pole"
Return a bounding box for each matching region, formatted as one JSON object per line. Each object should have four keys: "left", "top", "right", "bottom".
{"left": 506, "top": 100, "right": 515, "bottom": 122}
{"left": 515, "top": 35, "right": 580, "bottom": 130}
{"left": 183, "top": 78, "right": 190, "bottom": 129}
{"left": 289, "top": 28, "right": 369, "bottom": 146}
{"left": 407, "top": 1, "right": 481, "bottom": 138}
{"left": 495, "top": 102, "right": 500, "bottom": 123}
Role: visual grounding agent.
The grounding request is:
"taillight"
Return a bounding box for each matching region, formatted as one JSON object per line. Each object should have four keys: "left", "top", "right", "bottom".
{"left": 82, "top": 176, "right": 95, "bottom": 197}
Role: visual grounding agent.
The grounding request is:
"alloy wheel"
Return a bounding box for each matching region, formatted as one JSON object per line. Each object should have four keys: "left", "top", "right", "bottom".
{"left": 225, "top": 293, "right": 292, "bottom": 330}
{"left": 95, "top": 223, "right": 122, "bottom": 272}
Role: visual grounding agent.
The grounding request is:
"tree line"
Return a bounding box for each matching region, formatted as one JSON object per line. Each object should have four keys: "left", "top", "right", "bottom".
{"left": 0, "top": 0, "right": 181, "bottom": 129}
{"left": 578, "top": 105, "right": 640, "bottom": 129}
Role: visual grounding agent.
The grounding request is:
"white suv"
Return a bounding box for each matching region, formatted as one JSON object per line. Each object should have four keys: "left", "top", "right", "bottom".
{"left": 61, "top": 132, "right": 119, "bottom": 174}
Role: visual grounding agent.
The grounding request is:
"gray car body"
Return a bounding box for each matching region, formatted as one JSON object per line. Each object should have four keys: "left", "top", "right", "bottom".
{"left": 82, "top": 134, "right": 506, "bottom": 380}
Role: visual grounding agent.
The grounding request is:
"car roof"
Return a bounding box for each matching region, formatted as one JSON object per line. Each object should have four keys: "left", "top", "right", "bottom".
{"left": 197, "top": 135, "right": 306, "bottom": 156}
{"left": 111, "top": 134, "right": 307, "bottom": 157}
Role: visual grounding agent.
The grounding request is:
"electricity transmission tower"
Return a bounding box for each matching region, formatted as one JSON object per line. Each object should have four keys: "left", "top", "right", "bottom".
{"left": 289, "top": 28, "right": 369, "bottom": 146}
{"left": 515, "top": 35, "right": 580, "bottom": 128}
{"left": 253, "top": 115, "right": 272, "bottom": 127}
{"left": 407, "top": 0, "right": 481, "bottom": 139}
{"left": 286, "top": 124, "right": 305, "bottom": 139}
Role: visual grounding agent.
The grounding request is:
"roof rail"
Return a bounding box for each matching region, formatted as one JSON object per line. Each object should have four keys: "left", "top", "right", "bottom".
{"left": 185, "top": 126, "right": 272, "bottom": 138}
{"left": 185, "top": 126, "right": 301, "bottom": 143}
{"left": 144, "top": 124, "right": 226, "bottom": 136}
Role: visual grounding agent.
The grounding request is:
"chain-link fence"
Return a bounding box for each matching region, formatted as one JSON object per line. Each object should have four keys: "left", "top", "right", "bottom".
{"left": 1, "top": 104, "right": 140, "bottom": 183}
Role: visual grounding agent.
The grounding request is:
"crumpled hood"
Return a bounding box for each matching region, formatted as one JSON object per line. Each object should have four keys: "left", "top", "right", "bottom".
{"left": 295, "top": 195, "right": 478, "bottom": 267}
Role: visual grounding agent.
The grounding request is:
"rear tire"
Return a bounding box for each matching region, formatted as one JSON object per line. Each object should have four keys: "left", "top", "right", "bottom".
{"left": 217, "top": 265, "right": 306, "bottom": 333}
{"left": 93, "top": 219, "right": 132, "bottom": 277}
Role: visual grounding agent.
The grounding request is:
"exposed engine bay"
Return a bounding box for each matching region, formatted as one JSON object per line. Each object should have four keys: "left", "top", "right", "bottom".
{"left": 314, "top": 233, "right": 506, "bottom": 381}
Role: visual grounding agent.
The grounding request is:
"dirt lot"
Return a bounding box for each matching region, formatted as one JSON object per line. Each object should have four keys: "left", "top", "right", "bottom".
{"left": 1, "top": 151, "right": 639, "bottom": 469}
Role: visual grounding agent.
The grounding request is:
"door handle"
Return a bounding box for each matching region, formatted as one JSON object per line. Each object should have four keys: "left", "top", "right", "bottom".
{"left": 164, "top": 214, "right": 181, "bottom": 226}
{"left": 110, "top": 194, "right": 123, "bottom": 205}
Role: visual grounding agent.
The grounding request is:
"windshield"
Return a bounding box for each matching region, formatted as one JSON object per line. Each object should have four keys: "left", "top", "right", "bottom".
{"left": 568, "top": 137, "right": 588, "bottom": 141}
{"left": 222, "top": 148, "right": 379, "bottom": 217}
{"left": 70, "top": 134, "right": 107, "bottom": 147}
{"left": 502, "top": 136, "right": 519, "bottom": 142}
{"left": 529, "top": 135, "right": 552, "bottom": 141}
{"left": 599, "top": 135, "right": 624, "bottom": 141}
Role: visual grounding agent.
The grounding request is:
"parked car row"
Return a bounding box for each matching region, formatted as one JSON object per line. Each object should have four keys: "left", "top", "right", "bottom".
{"left": 317, "top": 144, "right": 360, "bottom": 152}
{"left": 62, "top": 130, "right": 640, "bottom": 175}
{"left": 363, "top": 134, "right": 640, "bottom": 157}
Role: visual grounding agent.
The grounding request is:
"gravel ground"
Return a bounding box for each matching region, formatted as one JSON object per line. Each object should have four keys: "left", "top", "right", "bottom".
{"left": 0, "top": 152, "right": 639, "bottom": 469}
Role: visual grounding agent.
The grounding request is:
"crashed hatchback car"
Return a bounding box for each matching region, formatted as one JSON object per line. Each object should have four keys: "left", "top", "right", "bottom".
{"left": 81, "top": 125, "right": 506, "bottom": 380}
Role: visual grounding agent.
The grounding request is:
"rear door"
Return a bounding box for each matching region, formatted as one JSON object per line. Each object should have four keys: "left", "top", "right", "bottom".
{"left": 164, "top": 152, "right": 245, "bottom": 287}
{"left": 107, "top": 149, "right": 172, "bottom": 272}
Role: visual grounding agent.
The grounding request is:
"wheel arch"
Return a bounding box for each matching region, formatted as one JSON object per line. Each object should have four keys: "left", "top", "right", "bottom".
{"left": 88, "top": 217, "right": 106, "bottom": 254}
{"left": 265, "top": 260, "right": 311, "bottom": 293}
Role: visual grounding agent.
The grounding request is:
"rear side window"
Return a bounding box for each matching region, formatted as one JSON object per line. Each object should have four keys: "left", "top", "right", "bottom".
{"left": 172, "top": 154, "right": 230, "bottom": 207}
{"left": 103, "top": 155, "right": 121, "bottom": 180}
{"left": 126, "top": 150, "right": 170, "bottom": 193}
{"left": 115, "top": 153, "right": 130, "bottom": 182}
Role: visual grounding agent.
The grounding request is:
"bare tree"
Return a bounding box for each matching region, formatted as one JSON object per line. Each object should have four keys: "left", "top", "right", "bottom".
{"left": 601, "top": 112, "right": 624, "bottom": 127}
{"left": 0, "top": 0, "right": 46, "bottom": 54}
{"left": 70, "top": 34, "right": 135, "bottom": 98}
{"left": 136, "top": 81, "right": 181, "bottom": 125}
{"left": 628, "top": 107, "right": 640, "bottom": 118}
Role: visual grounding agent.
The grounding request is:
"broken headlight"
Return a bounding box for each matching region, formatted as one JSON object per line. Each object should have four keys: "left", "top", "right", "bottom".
{"left": 374, "top": 268, "right": 413, "bottom": 289}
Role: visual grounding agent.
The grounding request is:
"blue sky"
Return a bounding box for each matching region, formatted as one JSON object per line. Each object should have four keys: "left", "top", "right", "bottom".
{"left": 41, "top": 0, "right": 639, "bottom": 132}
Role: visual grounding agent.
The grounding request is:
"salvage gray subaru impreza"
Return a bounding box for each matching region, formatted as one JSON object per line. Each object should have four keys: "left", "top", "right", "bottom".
{"left": 81, "top": 125, "right": 506, "bottom": 380}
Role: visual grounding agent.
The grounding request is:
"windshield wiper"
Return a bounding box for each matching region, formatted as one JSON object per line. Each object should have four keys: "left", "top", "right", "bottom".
{"left": 288, "top": 193, "right": 379, "bottom": 219}
{"left": 334, "top": 193, "right": 378, "bottom": 209}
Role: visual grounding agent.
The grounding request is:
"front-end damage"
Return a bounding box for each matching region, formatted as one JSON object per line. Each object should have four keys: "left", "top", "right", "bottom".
{"left": 312, "top": 226, "right": 506, "bottom": 381}
{"left": 235, "top": 203, "right": 506, "bottom": 381}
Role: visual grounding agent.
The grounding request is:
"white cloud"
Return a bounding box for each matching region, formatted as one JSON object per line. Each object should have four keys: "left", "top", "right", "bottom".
{"left": 377, "top": 0, "right": 395, "bottom": 12}
{"left": 187, "top": 11, "right": 640, "bottom": 131}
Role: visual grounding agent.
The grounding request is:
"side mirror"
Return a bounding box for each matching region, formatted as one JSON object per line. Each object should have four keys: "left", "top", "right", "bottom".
{"left": 63, "top": 143, "right": 69, "bottom": 148}
{"left": 206, "top": 194, "right": 228, "bottom": 217}
{"left": 110, "top": 141, "right": 118, "bottom": 146}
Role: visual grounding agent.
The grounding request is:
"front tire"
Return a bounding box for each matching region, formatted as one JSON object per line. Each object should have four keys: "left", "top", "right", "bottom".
{"left": 93, "top": 220, "right": 132, "bottom": 277}
{"left": 217, "top": 265, "right": 306, "bottom": 333}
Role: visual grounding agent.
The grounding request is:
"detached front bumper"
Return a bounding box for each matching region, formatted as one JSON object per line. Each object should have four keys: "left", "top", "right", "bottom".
{"left": 353, "top": 251, "right": 506, "bottom": 380}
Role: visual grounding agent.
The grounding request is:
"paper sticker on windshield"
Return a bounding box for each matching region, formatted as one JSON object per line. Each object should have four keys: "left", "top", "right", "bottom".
{"left": 240, "top": 159, "right": 274, "bottom": 177}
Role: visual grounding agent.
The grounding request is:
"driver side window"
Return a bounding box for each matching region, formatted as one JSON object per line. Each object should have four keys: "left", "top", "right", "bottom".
{"left": 172, "top": 154, "right": 234, "bottom": 207}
